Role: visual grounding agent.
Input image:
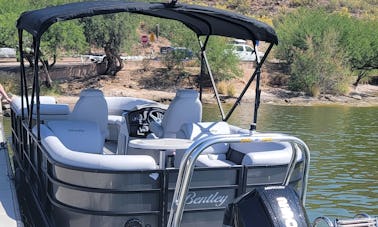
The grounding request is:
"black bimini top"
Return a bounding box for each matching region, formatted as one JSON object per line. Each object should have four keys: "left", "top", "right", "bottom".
{"left": 16, "top": 1, "right": 278, "bottom": 44}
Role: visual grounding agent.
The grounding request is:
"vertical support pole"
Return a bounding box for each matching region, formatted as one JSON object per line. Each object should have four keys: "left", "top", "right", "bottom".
{"left": 18, "top": 30, "right": 26, "bottom": 119}
{"left": 251, "top": 66, "right": 261, "bottom": 131}
{"left": 28, "top": 37, "right": 41, "bottom": 140}
{"left": 250, "top": 42, "right": 274, "bottom": 131}
{"left": 197, "top": 36, "right": 226, "bottom": 119}
{"left": 198, "top": 38, "right": 204, "bottom": 101}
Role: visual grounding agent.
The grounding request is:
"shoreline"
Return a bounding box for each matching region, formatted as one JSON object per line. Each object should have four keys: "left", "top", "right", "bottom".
{"left": 1, "top": 58, "right": 377, "bottom": 107}
{"left": 53, "top": 85, "right": 378, "bottom": 109}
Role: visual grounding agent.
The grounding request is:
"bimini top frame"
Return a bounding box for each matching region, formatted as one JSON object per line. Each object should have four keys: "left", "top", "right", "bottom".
{"left": 16, "top": 1, "right": 278, "bottom": 137}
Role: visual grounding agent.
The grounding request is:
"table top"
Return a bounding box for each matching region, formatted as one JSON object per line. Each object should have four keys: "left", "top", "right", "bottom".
{"left": 129, "top": 138, "right": 193, "bottom": 150}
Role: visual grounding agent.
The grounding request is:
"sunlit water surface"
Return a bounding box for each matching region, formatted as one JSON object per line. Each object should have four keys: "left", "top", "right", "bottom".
{"left": 203, "top": 103, "right": 377, "bottom": 221}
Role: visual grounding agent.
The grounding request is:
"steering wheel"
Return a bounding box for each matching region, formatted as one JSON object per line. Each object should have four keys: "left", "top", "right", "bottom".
{"left": 148, "top": 108, "right": 164, "bottom": 125}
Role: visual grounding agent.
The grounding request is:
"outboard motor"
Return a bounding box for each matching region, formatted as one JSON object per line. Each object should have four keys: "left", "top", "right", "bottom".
{"left": 223, "top": 185, "right": 310, "bottom": 227}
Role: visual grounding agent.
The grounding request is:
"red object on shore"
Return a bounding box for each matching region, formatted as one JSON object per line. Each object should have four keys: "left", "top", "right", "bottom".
{"left": 141, "top": 35, "right": 148, "bottom": 45}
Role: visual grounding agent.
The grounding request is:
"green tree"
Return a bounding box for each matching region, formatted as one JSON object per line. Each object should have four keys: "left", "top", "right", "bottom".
{"left": 205, "top": 36, "right": 242, "bottom": 81}
{"left": 274, "top": 8, "right": 378, "bottom": 94}
{"left": 82, "top": 13, "right": 139, "bottom": 76}
{"left": 0, "top": 0, "right": 30, "bottom": 48}
{"left": 338, "top": 18, "right": 378, "bottom": 86}
{"left": 154, "top": 19, "right": 242, "bottom": 81}
{"left": 41, "top": 21, "right": 87, "bottom": 57}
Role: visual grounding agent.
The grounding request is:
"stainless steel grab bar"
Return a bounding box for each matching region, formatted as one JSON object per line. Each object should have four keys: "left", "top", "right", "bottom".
{"left": 167, "top": 132, "right": 311, "bottom": 227}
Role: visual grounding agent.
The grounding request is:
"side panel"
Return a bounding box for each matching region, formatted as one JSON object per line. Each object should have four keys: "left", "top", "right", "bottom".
{"left": 166, "top": 167, "right": 243, "bottom": 227}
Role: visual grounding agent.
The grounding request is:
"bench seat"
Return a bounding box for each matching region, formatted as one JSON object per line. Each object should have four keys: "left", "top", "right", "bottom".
{"left": 34, "top": 122, "right": 157, "bottom": 170}
{"left": 178, "top": 122, "right": 302, "bottom": 167}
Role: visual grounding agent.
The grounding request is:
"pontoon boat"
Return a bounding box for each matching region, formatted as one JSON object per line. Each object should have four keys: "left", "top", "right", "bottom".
{"left": 11, "top": 1, "right": 311, "bottom": 226}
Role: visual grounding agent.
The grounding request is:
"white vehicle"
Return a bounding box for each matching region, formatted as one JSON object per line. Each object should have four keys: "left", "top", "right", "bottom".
{"left": 230, "top": 44, "right": 264, "bottom": 62}
{"left": 0, "top": 47, "right": 16, "bottom": 58}
{"left": 80, "top": 54, "right": 106, "bottom": 63}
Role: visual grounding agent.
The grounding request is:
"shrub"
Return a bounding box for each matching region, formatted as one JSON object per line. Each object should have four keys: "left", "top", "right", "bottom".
{"left": 274, "top": 8, "right": 376, "bottom": 94}
{"left": 227, "top": 83, "right": 236, "bottom": 97}
{"left": 0, "top": 72, "right": 20, "bottom": 95}
{"left": 289, "top": 30, "right": 351, "bottom": 95}
{"left": 205, "top": 36, "right": 242, "bottom": 81}
{"left": 217, "top": 81, "right": 227, "bottom": 94}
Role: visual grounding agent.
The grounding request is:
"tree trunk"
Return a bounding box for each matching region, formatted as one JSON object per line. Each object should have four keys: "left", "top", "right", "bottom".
{"left": 23, "top": 50, "right": 54, "bottom": 88}
{"left": 103, "top": 44, "right": 124, "bottom": 76}
{"left": 40, "top": 58, "right": 53, "bottom": 88}
{"left": 353, "top": 71, "right": 367, "bottom": 87}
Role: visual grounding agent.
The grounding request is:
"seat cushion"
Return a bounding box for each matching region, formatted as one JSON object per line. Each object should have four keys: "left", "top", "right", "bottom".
{"left": 196, "top": 154, "right": 235, "bottom": 167}
{"left": 47, "top": 120, "right": 104, "bottom": 154}
{"left": 32, "top": 103, "right": 70, "bottom": 120}
{"left": 11, "top": 96, "right": 57, "bottom": 116}
{"left": 229, "top": 142, "right": 301, "bottom": 166}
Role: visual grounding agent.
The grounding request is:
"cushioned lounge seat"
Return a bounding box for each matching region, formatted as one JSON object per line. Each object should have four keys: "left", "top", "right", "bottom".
{"left": 34, "top": 123, "right": 157, "bottom": 170}
{"left": 228, "top": 142, "right": 302, "bottom": 166}
{"left": 178, "top": 122, "right": 301, "bottom": 167}
{"left": 11, "top": 96, "right": 69, "bottom": 120}
{"left": 46, "top": 120, "right": 104, "bottom": 154}
{"left": 177, "top": 121, "right": 231, "bottom": 167}
{"left": 32, "top": 104, "right": 70, "bottom": 120}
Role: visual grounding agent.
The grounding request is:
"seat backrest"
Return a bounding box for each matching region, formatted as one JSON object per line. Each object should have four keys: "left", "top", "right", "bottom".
{"left": 178, "top": 121, "right": 230, "bottom": 154}
{"left": 46, "top": 120, "right": 104, "bottom": 154}
{"left": 70, "top": 89, "right": 108, "bottom": 139}
{"left": 160, "top": 89, "right": 202, "bottom": 138}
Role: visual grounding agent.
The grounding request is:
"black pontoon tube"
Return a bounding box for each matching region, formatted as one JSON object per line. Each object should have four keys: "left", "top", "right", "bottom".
{"left": 198, "top": 36, "right": 226, "bottom": 119}
{"left": 224, "top": 43, "right": 274, "bottom": 127}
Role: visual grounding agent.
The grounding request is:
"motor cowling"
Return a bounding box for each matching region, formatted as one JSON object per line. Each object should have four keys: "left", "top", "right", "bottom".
{"left": 223, "top": 185, "right": 310, "bottom": 227}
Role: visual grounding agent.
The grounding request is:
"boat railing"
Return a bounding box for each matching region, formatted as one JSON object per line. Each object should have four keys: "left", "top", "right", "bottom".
{"left": 312, "top": 213, "right": 378, "bottom": 227}
{"left": 167, "top": 132, "right": 310, "bottom": 227}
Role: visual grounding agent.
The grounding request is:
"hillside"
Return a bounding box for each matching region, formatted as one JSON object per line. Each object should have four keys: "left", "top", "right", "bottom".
{"left": 0, "top": 0, "right": 377, "bottom": 107}
{"left": 180, "top": 0, "right": 377, "bottom": 17}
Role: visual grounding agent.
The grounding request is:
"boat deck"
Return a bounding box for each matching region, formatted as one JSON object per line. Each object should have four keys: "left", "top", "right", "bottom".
{"left": 0, "top": 115, "right": 23, "bottom": 227}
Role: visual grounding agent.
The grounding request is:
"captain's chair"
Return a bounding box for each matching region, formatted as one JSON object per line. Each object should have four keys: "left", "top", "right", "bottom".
{"left": 149, "top": 89, "right": 202, "bottom": 138}
{"left": 70, "top": 88, "right": 109, "bottom": 140}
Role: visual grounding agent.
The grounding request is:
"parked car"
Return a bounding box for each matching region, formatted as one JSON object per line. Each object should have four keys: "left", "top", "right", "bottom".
{"left": 160, "top": 46, "right": 193, "bottom": 60}
{"left": 0, "top": 47, "right": 16, "bottom": 58}
{"left": 81, "top": 54, "right": 106, "bottom": 63}
{"left": 227, "top": 43, "right": 264, "bottom": 62}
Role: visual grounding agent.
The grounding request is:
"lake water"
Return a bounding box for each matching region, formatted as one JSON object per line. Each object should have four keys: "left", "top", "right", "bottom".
{"left": 3, "top": 103, "right": 377, "bottom": 222}
{"left": 204, "top": 103, "right": 378, "bottom": 221}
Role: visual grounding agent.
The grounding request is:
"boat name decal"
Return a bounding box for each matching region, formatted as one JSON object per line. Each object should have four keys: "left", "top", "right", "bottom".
{"left": 185, "top": 191, "right": 228, "bottom": 207}
{"left": 276, "top": 197, "right": 298, "bottom": 227}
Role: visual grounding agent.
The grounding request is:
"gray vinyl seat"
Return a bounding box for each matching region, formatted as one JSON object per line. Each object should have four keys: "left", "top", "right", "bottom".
{"left": 149, "top": 89, "right": 202, "bottom": 138}
{"left": 11, "top": 96, "right": 70, "bottom": 120}
{"left": 35, "top": 123, "right": 157, "bottom": 170}
{"left": 70, "top": 88, "right": 109, "bottom": 140}
{"left": 176, "top": 121, "right": 232, "bottom": 167}
{"left": 177, "top": 122, "right": 301, "bottom": 167}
